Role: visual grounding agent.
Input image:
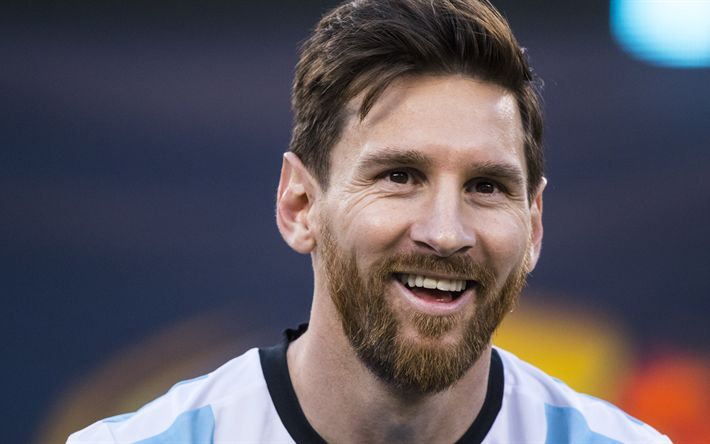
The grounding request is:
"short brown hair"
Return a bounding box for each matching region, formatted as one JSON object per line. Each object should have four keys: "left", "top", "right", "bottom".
{"left": 290, "top": 0, "right": 544, "bottom": 200}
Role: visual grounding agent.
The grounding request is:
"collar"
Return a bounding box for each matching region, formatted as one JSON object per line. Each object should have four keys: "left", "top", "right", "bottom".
{"left": 259, "top": 324, "right": 503, "bottom": 444}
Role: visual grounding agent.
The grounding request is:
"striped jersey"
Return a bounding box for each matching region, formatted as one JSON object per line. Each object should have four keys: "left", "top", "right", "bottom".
{"left": 67, "top": 325, "right": 671, "bottom": 443}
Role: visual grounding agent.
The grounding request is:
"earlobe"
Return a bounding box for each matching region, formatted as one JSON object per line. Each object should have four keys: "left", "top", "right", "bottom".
{"left": 276, "top": 152, "right": 319, "bottom": 254}
{"left": 527, "top": 177, "right": 546, "bottom": 272}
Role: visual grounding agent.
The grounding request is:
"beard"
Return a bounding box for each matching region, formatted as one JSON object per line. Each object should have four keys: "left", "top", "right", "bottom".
{"left": 319, "top": 223, "right": 529, "bottom": 395}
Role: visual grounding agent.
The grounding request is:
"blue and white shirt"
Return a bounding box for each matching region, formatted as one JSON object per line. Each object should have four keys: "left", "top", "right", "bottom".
{"left": 68, "top": 325, "right": 671, "bottom": 443}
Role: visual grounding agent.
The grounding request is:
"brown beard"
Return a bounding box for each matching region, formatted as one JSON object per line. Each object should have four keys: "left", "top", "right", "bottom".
{"left": 320, "top": 223, "right": 529, "bottom": 395}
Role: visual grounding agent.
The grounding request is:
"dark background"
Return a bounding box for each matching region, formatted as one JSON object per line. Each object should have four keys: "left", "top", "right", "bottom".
{"left": 2, "top": 1, "right": 708, "bottom": 443}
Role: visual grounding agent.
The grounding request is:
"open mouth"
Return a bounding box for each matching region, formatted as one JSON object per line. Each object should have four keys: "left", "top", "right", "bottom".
{"left": 394, "top": 273, "right": 476, "bottom": 303}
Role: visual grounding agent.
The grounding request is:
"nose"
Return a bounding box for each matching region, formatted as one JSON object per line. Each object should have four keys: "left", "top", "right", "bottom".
{"left": 409, "top": 185, "right": 475, "bottom": 257}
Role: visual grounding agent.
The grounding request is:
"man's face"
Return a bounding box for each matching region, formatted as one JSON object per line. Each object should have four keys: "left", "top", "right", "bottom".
{"left": 314, "top": 75, "right": 542, "bottom": 394}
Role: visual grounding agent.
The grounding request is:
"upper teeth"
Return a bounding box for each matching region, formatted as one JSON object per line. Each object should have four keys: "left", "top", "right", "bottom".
{"left": 399, "top": 274, "right": 466, "bottom": 292}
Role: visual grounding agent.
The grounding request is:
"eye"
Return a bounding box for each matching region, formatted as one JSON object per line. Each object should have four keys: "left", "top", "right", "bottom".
{"left": 469, "top": 179, "right": 501, "bottom": 194}
{"left": 475, "top": 181, "right": 496, "bottom": 193}
{"left": 375, "top": 168, "right": 422, "bottom": 191}
{"left": 388, "top": 171, "right": 411, "bottom": 184}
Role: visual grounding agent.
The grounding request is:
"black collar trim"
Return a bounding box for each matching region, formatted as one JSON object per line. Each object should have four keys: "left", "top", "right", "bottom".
{"left": 259, "top": 324, "right": 325, "bottom": 443}
{"left": 259, "top": 324, "right": 504, "bottom": 444}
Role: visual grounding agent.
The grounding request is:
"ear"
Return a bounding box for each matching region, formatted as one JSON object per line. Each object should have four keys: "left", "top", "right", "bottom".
{"left": 526, "top": 177, "right": 546, "bottom": 272}
{"left": 276, "top": 152, "right": 320, "bottom": 254}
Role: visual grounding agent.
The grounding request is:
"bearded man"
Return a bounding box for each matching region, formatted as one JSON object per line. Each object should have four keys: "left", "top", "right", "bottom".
{"left": 68, "top": 1, "right": 670, "bottom": 443}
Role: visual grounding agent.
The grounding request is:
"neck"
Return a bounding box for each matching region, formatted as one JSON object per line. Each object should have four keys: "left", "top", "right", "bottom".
{"left": 286, "top": 297, "right": 493, "bottom": 444}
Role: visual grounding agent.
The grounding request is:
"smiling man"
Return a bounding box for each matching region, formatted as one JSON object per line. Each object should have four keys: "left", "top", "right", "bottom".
{"left": 68, "top": 1, "right": 670, "bottom": 443}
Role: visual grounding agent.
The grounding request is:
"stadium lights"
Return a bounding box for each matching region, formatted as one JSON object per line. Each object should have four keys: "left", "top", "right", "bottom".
{"left": 611, "top": 0, "right": 710, "bottom": 68}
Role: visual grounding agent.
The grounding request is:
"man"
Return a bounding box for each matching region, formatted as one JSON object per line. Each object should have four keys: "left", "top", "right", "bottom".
{"left": 68, "top": 0, "right": 670, "bottom": 443}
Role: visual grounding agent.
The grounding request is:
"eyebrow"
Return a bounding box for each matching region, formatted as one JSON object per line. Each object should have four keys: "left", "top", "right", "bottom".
{"left": 356, "top": 148, "right": 526, "bottom": 188}
{"left": 356, "top": 148, "right": 433, "bottom": 171}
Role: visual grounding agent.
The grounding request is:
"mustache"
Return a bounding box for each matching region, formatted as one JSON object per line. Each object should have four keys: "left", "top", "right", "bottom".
{"left": 369, "top": 252, "right": 497, "bottom": 290}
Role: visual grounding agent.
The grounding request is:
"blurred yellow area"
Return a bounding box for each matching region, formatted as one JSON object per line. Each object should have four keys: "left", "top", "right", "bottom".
{"left": 494, "top": 297, "right": 632, "bottom": 402}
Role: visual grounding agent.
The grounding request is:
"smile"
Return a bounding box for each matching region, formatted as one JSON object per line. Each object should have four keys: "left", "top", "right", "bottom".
{"left": 393, "top": 273, "right": 476, "bottom": 315}
{"left": 398, "top": 273, "right": 467, "bottom": 292}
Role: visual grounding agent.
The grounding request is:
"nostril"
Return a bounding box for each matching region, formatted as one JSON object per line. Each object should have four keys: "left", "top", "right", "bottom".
{"left": 410, "top": 223, "right": 475, "bottom": 257}
{"left": 413, "top": 241, "right": 473, "bottom": 258}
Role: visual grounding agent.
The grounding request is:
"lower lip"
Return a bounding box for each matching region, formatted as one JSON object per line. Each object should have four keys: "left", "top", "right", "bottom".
{"left": 394, "top": 279, "right": 475, "bottom": 316}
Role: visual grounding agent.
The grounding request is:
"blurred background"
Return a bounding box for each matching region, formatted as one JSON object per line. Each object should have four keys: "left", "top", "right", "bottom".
{"left": 2, "top": 1, "right": 708, "bottom": 442}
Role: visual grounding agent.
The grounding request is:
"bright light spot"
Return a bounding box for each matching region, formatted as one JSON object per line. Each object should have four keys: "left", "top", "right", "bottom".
{"left": 611, "top": 0, "right": 710, "bottom": 68}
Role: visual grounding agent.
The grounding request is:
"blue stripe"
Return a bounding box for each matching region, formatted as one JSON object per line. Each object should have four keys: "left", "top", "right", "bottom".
{"left": 549, "top": 377, "right": 645, "bottom": 426}
{"left": 545, "top": 404, "right": 622, "bottom": 444}
{"left": 134, "top": 405, "right": 215, "bottom": 444}
{"left": 580, "top": 393, "right": 644, "bottom": 426}
{"left": 101, "top": 374, "right": 210, "bottom": 425}
{"left": 103, "top": 412, "right": 137, "bottom": 423}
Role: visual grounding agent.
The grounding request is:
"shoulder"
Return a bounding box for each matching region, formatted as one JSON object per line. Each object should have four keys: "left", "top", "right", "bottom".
{"left": 491, "top": 347, "right": 672, "bottom": 444}
{"left": 66, "top": 348, "right": 278, "bottom": 444}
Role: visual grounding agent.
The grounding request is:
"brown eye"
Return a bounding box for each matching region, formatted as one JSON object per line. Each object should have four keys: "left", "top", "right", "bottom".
{"left": 474, "top": 181, "right": 496, "bottom": 194}
{"left": 389, "top": 171, "right": 410, "bottom": 184}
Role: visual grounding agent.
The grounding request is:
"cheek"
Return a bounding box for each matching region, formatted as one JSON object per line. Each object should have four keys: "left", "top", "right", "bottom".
{"left": 476, "top": 212, "right": 530, "bottom": 273}
{"left": 336, "top": 200, "right": 411, "bottom": 258}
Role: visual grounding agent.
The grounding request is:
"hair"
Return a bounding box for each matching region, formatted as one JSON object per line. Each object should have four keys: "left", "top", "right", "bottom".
{"left": 290, "top": 0, "right": 544, "bottom": 200}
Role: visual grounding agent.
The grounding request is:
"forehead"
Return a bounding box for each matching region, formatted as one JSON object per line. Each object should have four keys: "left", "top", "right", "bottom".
{"left": 331, "top": 75, "right": 525, "bottom": 176}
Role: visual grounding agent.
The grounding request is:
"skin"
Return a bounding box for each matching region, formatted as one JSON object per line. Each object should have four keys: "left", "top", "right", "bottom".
{"left": 276, "top": 74, "right": 545, "bottom": 444}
